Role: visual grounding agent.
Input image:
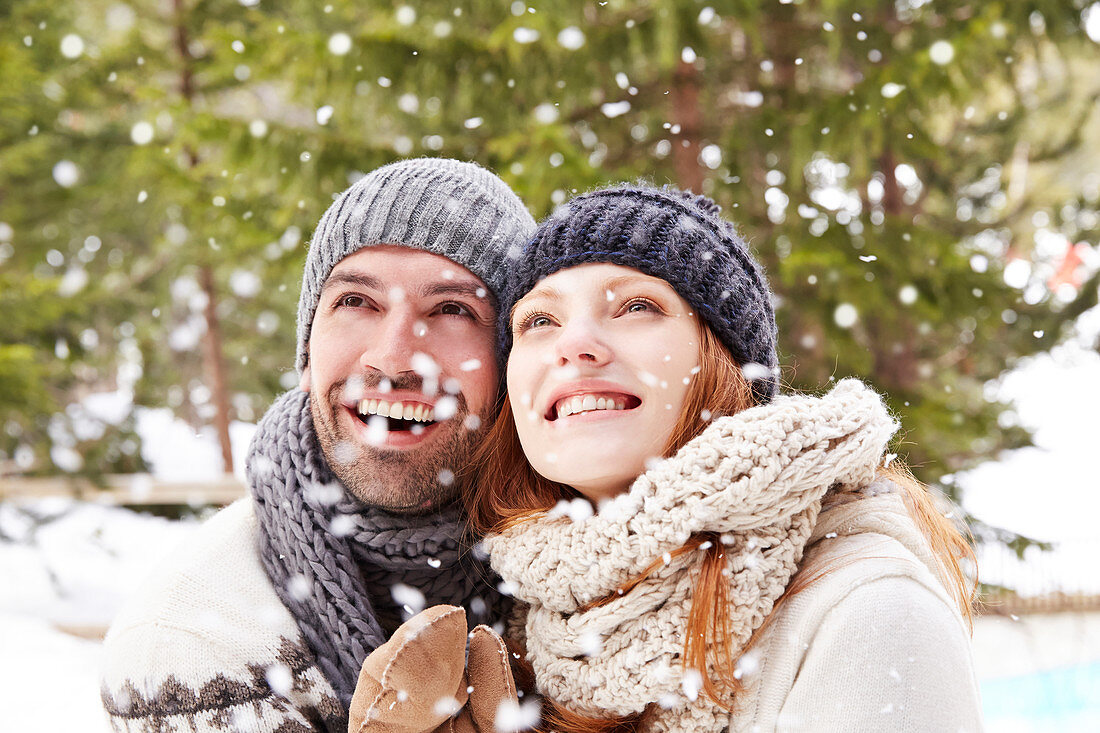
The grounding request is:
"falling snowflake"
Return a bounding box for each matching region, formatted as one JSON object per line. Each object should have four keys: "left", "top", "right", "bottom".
{"left": 391, "top": 583, "right": 426, "bottom": 616}
{"left": 494, "top": 698, "right": 540, "bottom": 732}
{"left": 929, "top": 40, "right": 954, "bottom": 65}
{"left": 681, "top": 668, "right": 703, "bottom": 701}
{"left": 130, "top": 122, "right": 154, "bottom": 145}
{"left": 59, "top": 34, "right": 84, "bottom": 59}
{"left": 265, "top": 663, "right": 293, "bottom": 696}
{"left": 513, "top": 27, "right": 539, "bottom": 44}
{"left": 601, "top": 100, "right": 631, "bottom": 118}
{"left": 557, "top": 27, "right": 585, "bottom": 50}
{"left": 328, "top": 32, "right": 352, "bottom": 55}
{"left": 52, "top": 161, "right": 80, "bottom": 188}
{"left": 833, "top": 303, "right": 858, "bottom": 328}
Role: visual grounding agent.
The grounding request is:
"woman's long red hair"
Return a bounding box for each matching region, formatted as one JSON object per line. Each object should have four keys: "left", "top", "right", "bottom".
{"left": 464, "top": 321, "right": 976, "bottom": 730}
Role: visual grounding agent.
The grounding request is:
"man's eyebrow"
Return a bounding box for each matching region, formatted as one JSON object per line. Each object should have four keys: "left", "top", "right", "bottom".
{"left": 320, "top": 271, "right": 382, "bottom": 294}
{"left": 421, "top": 280, "right": 490, "bottom": 301}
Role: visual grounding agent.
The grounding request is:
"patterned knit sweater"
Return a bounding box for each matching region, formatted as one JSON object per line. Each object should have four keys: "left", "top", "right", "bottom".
{"left": 100, "top": 499, "right": 344, "bottom": 732}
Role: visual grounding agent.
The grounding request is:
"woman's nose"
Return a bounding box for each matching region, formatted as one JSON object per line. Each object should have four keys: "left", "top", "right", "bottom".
{"left": 553, "top": 319, "right": 612, "bottom": 367}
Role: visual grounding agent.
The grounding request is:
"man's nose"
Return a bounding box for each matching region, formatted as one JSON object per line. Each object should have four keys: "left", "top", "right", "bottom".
{"left": 553, "top": 319, "right": 612, "bottom": 367}
{"left": 359, "top": 309, "right": 420, "bottom": 376}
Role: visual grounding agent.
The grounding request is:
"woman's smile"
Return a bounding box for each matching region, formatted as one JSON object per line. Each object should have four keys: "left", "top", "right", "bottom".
{"left": 542, "top": 380, "right": 642, "bottom": 421}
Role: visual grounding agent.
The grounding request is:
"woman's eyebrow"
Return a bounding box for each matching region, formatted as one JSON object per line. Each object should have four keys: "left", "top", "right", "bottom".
{"left": 602, "top": 275, "right": 670, "bottom": 294}
{"left": 510, "top": 284, "right": 560, "bottom": 320}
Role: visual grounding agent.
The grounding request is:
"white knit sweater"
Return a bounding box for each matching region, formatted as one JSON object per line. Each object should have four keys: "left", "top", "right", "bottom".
{"left": 727, "top": 488, "right": 984, "bottom": 731}
{"left": 99, "top": 499, "right": 343, "bottom": 732}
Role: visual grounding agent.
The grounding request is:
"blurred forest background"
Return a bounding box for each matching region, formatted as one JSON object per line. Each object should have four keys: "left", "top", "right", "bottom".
{"left": 2, "top": 0, "right": 1099, "bottom": 549}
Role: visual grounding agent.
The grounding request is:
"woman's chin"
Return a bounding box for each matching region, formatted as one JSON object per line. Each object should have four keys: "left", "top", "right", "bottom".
{"left": 536, "top": 460, "right": 645, "bottom": 503}
{"left": 524, "top": 433, "right": 669, "bottom": 502}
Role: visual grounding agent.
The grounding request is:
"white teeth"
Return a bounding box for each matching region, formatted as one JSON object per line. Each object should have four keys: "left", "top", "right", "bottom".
{"left": 356, "top": 399, "right": 436, "bottom": 422}
{"left": 554, "top": 394, "right": 629, "bottom": 419}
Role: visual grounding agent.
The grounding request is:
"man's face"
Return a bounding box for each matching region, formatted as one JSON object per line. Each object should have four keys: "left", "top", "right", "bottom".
{"left": 300, "top": 245, "right": 499, "bottom": 512}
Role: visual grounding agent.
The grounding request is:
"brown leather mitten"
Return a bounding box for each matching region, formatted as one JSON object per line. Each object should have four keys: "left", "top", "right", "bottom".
{"left": 348, "top": 605, "right": 470, "bottom": 733}
{"left": 464, "top": 624, "right": 520, "bottom": 731}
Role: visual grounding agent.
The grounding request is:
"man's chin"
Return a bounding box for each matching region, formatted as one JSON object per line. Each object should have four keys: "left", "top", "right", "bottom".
{"left": 325, "top": 443, "right": 461, "bottom": 513}
{"left": 339, "top": 478, "right": 458, "bottom": 514}
{"left": 312, "top": 397, "right": 481, "bottom": 515}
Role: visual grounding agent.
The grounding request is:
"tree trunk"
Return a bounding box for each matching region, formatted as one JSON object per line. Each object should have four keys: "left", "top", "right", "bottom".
{"left": 670, "top": 59, "right": 704, "bottom": 193}
{"left": 879, "top": 148, "right": 904, "bottom": 216}
{"left": 173, "top": 0, "right": 233, "bottom": 473}
{"left": 199, "top": 265, "right": 234, "bottom": 473}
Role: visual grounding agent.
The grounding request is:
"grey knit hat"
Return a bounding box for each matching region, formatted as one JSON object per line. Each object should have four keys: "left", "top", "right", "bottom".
{"left": 501, "top": 184, "right": 779, "bottom": 403}
{"left": 296, "top": 157, "right": 536, "bottom": 373}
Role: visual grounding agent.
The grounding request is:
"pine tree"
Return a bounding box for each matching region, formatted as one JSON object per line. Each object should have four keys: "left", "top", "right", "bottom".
{"left": 3, "top": 1, "right": 1098, "bottom": 545}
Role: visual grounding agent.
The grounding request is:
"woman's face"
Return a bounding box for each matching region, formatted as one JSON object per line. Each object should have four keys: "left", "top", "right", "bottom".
{"left": 507, "top": 263, "right": 701, "bottom": 503}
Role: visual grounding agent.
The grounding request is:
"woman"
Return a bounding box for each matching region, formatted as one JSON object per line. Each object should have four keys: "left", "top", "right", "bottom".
{"left": 350, "top": 185, "right": 984, "bottom": 732}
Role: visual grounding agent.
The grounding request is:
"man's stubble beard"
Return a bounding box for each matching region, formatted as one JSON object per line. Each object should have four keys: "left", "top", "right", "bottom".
{"left": 310, "top": 381, "right": 490, "bottom": 514}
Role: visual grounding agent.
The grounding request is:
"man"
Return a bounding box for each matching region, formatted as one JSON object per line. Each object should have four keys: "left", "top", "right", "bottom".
{"left": 100, "top": 158, "right": 535, "bottom": 732}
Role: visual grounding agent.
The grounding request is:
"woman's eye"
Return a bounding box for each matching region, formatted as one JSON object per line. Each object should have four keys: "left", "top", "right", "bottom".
{"left": 624, "top": 298, "right": 656, "bottom": 314}
{"left": 514, "top": 312, "right": 554, "bottom": 333}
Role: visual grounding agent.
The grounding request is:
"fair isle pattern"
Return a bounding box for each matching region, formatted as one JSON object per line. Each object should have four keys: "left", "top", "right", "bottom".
{"left": 101, "top": 636, "right": 344, "bottom": 733}
{"left": 486, "top": 379, "right": 898, "bottom": 731}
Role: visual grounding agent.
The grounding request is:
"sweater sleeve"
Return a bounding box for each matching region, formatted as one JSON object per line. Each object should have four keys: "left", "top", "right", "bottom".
{"left": 774, "top": 575, "right": 984, "bottom": 732}
{"left": 99, "top": 501, "right": 344, "bottom": 732}
{"left": 101, "top": 621, "right": 330, "bottom": 733}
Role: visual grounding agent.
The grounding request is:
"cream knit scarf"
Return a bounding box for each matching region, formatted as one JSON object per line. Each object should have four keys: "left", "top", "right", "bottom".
{"left": 485, "top": 379, "right": 898, "bottom": 731}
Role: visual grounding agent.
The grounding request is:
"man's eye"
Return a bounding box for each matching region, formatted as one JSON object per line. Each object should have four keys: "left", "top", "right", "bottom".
{"left": 439, "top": 302, "right": 472, "bottom": 317}
{"left": 338, "top": 294, "right": 366, "bottom": 308}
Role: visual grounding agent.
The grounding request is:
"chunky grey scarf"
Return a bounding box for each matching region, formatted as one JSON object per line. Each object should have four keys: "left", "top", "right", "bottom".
{"left": 246, "top": 389, "right": 508, "bottom": 712}
{"left": 486, "top": 379, "right": 898, "bottom": 731}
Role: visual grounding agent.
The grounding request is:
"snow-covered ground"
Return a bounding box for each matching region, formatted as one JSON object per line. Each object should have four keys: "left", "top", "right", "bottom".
{"left": 0, "top": 501, "right": 197, "bottom": 732}
{"left": 3, "top": 307, "right": 1100, "bottom": 730}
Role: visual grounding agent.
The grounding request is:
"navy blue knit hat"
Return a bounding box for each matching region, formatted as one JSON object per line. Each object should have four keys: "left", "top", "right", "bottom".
{"left": 500, "top": 184, "right": 779, "bottom": 404}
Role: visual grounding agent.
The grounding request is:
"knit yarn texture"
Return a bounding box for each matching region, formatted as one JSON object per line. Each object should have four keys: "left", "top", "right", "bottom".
{"left": 485, "top": 379, "right": 897, "bottom": 731}
{"left": 246, "top": 389, "right": 509, "bottom": 711}
{"left": 296, "top": 157, "right": 535, "bottom": 373}
{"left": 499, "top": 185, "right": 778, "bottom": 403}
